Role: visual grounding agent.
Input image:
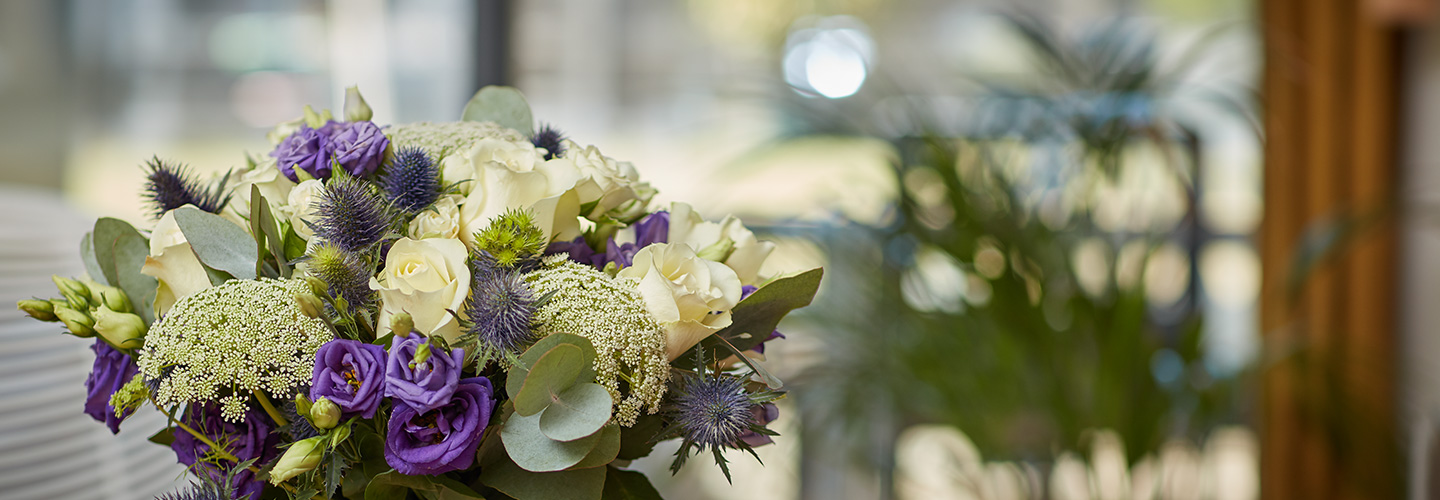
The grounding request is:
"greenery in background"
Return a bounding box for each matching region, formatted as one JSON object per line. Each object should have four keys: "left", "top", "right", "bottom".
{"left": 770, "top": 10, "right": 1256, "bottom": 487}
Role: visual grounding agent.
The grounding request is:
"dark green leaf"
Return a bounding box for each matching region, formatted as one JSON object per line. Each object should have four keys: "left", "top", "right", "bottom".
{"left": 112, "top": 232, "right": 157, "bottom": 325}
{"left": 173, "top": 206, "right": 258, "bottom": 280}
{"left": 366, "top": 470, "right": 435, "bottom": 500}
{"left": 147, "top": 427, "right": 174, "bottom": 446}
{"left": 461, "top": 86, "right": 535, "bottom": 134}
{"left": 479, "top": 456, "right": 605, "bottom": 500}
{"left": 601, "top": 467, "right": 662, "bottom": 500}
{"left": 92, "top": 217, "right": 137, "bottom": 286}
{"left": 615, "top": 414, "right": 664, "bottom": 460}
{"left": 431, "top": 476, "right": 486, "bottom": 500}
{"left": 79, "top": 232, "right": 107, "bottom": 286}
{"left": 710, "top": 268, "right": 822, "bottom": 353}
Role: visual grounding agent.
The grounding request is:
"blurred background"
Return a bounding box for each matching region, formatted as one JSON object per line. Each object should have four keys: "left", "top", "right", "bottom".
{"left": 0, "top": 0, "right": 1428, "bottom": 498}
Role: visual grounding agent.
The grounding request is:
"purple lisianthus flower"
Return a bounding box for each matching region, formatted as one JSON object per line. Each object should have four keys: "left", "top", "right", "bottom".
{"left": 633, "top": 211, "right": 669, "bottom": 246}
{"left": 546, "top": 236, "right": 600, "bottom": 267}
{"left": 385, "top": 332, "right": 464, "bottom": 412}
{"left": 311, "top": 339, "right": 387, "bottom": 419}
{"left": 270, "top": 121, "right": 340, "bottom": 181}
{"left": 83, "top": 340, "right": 138, "bottom": 434}
{"left": 385, "top": 376, "right": 494, "bottom": 475}
{"left": 740, "top": 285, "right": 785, "bottom": 354}
{"left": 738, "top": 403, "right": 780, "bottom": 447}
{"left": 171, "top": 403, "right": 279, "bottom": 500}
{"left": 329, "top": 121, "right": 389, "bottom": 178}
{"left": 547, "top": 211, "right": 671, "bottom": 269}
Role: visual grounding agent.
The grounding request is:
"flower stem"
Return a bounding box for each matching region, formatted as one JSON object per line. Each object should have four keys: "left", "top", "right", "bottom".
{"left": 254, "top": 391, "right": 289, "bottom": 427}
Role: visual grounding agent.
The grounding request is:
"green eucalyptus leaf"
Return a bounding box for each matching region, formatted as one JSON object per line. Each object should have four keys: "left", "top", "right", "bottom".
{"left": 92, "top": 218, "right": 142, "bottom": 287}
{"left": 461, "top": 86, "right": 534, "bottom": 134}
{"left": 568, "top": 424, "right": 621, "bottom": 470}
{"left": 172, "top": 206, "right": 258, "bottom": 280}
{"left": 511, "top": 333, "right": 598, "bottom": 400}
{"left": 601, "top": 467, "right": 663, "bottom": 500}
{"left": 430, "top": 476, "right": 485, "bottom": 500}
{"left": 539, "top": 383, "right": 613, "bottom": 442}
{"left": 514, "top": 344, "right": 585, "bottom": 416}
{"left": 479, "top": 454, "right": 606, "bottom": 500}
{"left": 501, "top": 410, "right": 603, "bottom": 472}
{"left": 710, "top": 267, "right": 823, "bottom": 353}
{"left": 112, "top": 232, "right": 157, "bottom": 325}
{"left": 79, "top": 232, "right": 107, "bottom": 286}
{"left": 366, "top": 470, "right": 435, "bottom": 500}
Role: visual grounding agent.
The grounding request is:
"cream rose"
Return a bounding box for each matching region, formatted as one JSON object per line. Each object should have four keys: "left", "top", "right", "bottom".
{"left": 618, "top": 243, "right": 743, "bottom": 360}
{"left": 667, "top": 202, "right": 776, "bottom": 286}
{"left": 370, "top": 238, "right": 471, "bottom": 342}
{"left": 407, "top": 195, "right": 462, "bottom": 240}
{"left": 142, "top": 207, "right": 217, "bottom": 316}
{"left": 443, "top": 140, "right": 584, "bottom": 248}
{"left": 287, "top": 179, "right": 325, "bottom": 240}
{"left": 564, "top": 140, "right": 653, "bottom": 220}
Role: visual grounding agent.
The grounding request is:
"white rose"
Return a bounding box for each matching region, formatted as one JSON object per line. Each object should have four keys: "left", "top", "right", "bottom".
{"left": 221, "top": 161, "right": 296, "bottom": 229}
{"left": 667, "top": 202, "right": 777, "bottom": 286}
{"left": 287, "top": 179, "right": 325, "bottom": 240}
{"left": 444, "top": 140, "right": 584, "bottom": 248}
{"left": 141, "top": 207, "right": 217, "bottom": 316}
{"left": 407, "top": 195, "right": 462, "bottom": 240}
{"left": 370, "top": 238, "right": 471, "bottom": 343}
{"left": 618, "top": 243, "right": 743, "bottom": 360}
{"left": 563, "top": 140, "right": 653, "bottom": 220}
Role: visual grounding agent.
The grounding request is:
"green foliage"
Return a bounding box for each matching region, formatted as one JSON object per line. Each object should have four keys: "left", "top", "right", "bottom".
{"left": 540, "top": 384, "right": 614, "bottom": 442}
{"left": 473, "top": 208, "right": 548, "bottom": 268}
{"left": 90, "top": 218, "right": 156, "bottom": 324}
{"left": 462, "top": 85, "right": 535, "bottom": 134}
{"left": 513, "top": 344, "right": 585, "bottom": 416}
{"left": 600, "top": 467, "right": 663, "bottom": 500}
{"left": 501, "top": 411, "right": 606, "bottom": 472}
{"left": 173, "top": 206, "right": 258, "bottom": 281}
{"left": 478, "top": 457, "right": 607, "bottom": 500}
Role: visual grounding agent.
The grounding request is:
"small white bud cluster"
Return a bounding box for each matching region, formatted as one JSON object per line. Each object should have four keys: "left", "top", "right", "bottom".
{"left": 387, "top": 121, "right": 527, "bottom": 161}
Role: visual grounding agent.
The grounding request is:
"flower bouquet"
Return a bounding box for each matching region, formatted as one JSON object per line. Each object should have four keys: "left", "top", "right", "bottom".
{"left": 16, "top": 86, "right": 821, "bottom": 500}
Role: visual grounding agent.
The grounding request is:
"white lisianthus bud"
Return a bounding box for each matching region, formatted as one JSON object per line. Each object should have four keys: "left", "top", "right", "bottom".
{"left": 269, "top": 436, "right": 325, "bottom": 484}
{"left": 55, "top": 307, "right": 96, "bottom": 338}
{"left": 344, "top": 86, "right": 373, "bottom": 122}
{"left": 92, "top": 305, "right": 146, "bottom": 348}
{"left": 309, "top": 397, "right": 341, "bottom": 430}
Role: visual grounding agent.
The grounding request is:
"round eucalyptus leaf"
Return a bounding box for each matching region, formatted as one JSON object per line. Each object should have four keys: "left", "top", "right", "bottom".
{"left": 461, "top": 86, "right": 534, "bottom": 134}
{"left": 520, "top": 333, "right": 598, "bottom": 382}
{"left": 539, "top": 383, "right": 613, "bottom": 442}
{"left": 568, "top": 423, "right": 621, "bottom": 470}
{"left": 500, "top": 411, "right": 602, "bottom": 472}
{"left": 513, "top": 344, "right": 584, "bottom": 416}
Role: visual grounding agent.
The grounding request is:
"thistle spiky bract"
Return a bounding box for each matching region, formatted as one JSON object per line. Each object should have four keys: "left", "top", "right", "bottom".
{"left": 307, "top": 242, "right": 377, "bottom": 315}
{"left": 663, "top": 349, "right": 781, "bottom": 483}
{"left": 379, "top": 147, "right": 441, "bottom": 213}
{"left": 463, "top": 257, "right": 538, "bottom": 357}
{"left": 142, "top": 157, "right": 232, "bottom": 218}
{"left": 156, "top": 458, "right": 256, "bottom": 500}
{"left": 312, "top": 170, "right": 394, "bottom": 253}
{"left": 531, "top": 123, "right": 567, "bottom": 160}
{"left": 472, "top": 208, "right": 547, "bottom": 270}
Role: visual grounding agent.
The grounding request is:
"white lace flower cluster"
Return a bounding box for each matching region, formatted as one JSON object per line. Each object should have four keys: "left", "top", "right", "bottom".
{"left": 136, "top": 278, "right": 332, "bottom": 422}
{"left": 525, "top": 256, "right": 669, "bottom": 426}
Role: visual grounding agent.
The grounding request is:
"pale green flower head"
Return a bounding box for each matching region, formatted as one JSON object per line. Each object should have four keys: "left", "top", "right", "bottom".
{"left": 387, "top": 121, "right": 527, "bottom": 161}
{"left": 137, "top": 278, "right": 333, "bottom": 422}
{"left": 526, "top": 256, "right": 669, "bottom": 426}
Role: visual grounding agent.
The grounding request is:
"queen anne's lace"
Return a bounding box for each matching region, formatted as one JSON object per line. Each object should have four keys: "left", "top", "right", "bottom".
{"left": 137, "top": 279, "right": 332, "bottom": 422}
{"left": 387, "top": 121, "right": 527, "bottom": 160}
{"left": 525, "top": 256, "right": 668, "bottom": 426}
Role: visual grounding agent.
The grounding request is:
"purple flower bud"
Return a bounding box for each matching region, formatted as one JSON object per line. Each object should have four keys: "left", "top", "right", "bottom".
{"left": 270, "top": 122, "right": 338, "bottom": 182}
{"left": 633, "top": 211, "right": 669, "bottom": 247}
{"left": 83, "top": 339, "right": 137, "bottom": 434}
{"left": 385, "top": 332, "right": 464, "bottom": 412}
{"left": 310, "top": 339, "right": 387, "bottom": 419}
{"left": 329, "top": 121, "right": 390, "bottom": 178}
{"left": 738, "top": 403, "right": 780, "bottom": 447}
{"left": 384, "top": 377, "right": 494, "bottom": 475}
{"left": 171, "top": 403, "right": 279, "bottom": 500}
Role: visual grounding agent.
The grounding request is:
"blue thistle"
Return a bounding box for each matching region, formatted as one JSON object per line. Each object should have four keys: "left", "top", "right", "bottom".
{"left": 312, "top": 172, "right": 393, "bottom": 252}
{"left": 379, "top": 147, "right": 440, "bottom": 213}
{"left": 155, "top": 457, "right": 255, "bottom": 500}
{"left": 531, "top": 124, "right": 566, "bottom": 160}
{"left": 143, "top": 157, "right": 231, "bottom": 218}
{"left": 464, "top": 256, "right": 538, "bottom": 355}
{"left": 308, "top": 243, "right": 377, "bottom": 313}
{"left": 664, "top": 350, "right": 779, "bottom": 483}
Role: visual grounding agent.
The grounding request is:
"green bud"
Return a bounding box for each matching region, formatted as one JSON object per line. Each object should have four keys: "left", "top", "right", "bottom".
{"left": 410, "top": 341, "right": 432, "bottom": 369}
{"left": 55, "top": 307, "right": 95, "bottom": 337}
{"left": 696, "top": 237, "right": 736, "bottom": 262}
{"left": 52, "top": 275, "right": 91, "bottom": 301}
{"left": 328, "top": 421, "right": 351, "bottom": 447}
{"left": 303, "top": 276, "right": 329, "bottom": 298}
{"left": 294, "top": 393, "right": 314, "bottom": 418}
{"left": 302, "top": 104, "right": 326, "bottom": 129}
{"left": 310, "top": 397, "right": 341, "bottom": 430}
{"left": 17, "top": 299, "right": 57, "bottom": 321}
{"left": 269, "top": 436, "right": 325, "bottom": 485}
{"left": 93, "top": 305, "right": 146, "bottom": 348}
{"left": 97, "top": 286, "right": 131, "bottom": 313}
{"left": 390, "top": 312, "right": 414, "bottom": 336}
{"left": 344, "top": 86, "right": 373, "bottom": 122}
{"left": 601, "top": 261, "right": 622, "bottom": 278}
{"left": 295, "top": 292, "right": 325, "bottom": 319}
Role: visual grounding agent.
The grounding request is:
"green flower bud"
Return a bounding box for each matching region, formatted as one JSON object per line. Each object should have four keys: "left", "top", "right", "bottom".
{"left": 294, "top": 393, "right": 314, "bottom": 419}
{"left": 52, "top": 275, "right": 91, "bottom": 302}
{"left": 98, "top": 286, "right": 132, "bottom": 313}
{"left": 55, "top": 307, "right": 95, "bottom": 337}
{"left": 17, "top": 299, "right": 57, "bottom": 321}
{"left": 696, "top": 237, "right": 736, "bottom": 262}
{"left": 410, "top": 340, "right": 432, "bottom": 369}
{"left": 269, "top": 436, "right": 325, "bottom": 485}
{"left": 295, "top": 292, "right": 325, "bottom": 320}
{"left": 93, "top": 305, "right": 146, "bottom": 348}
{"left": 390, "top": 312, "right": 414, "bottom": 336}
{"left": 302, "top": 104, "right": 326, "bottom": 129}
{"left": 309, "top": 397, "right": 341, "bottom": 430}
{"left": 344, "top": 86, "right": 373, "bottom": 122}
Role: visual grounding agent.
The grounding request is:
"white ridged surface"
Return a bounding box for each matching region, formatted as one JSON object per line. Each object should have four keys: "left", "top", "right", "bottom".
{"left": 0, "top": 186, "right": 185, "bottom": 500}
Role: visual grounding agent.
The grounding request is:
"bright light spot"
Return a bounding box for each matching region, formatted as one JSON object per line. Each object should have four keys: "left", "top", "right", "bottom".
{"left": 783, "top": 18, "right": 875, "bottom": 99}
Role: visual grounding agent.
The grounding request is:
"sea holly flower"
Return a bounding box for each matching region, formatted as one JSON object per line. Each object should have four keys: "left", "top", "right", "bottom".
{"left": 310, "top": 339, "right": 387, "bottom": 419}
{"left": 384, "top": 377, "right": 494, "bottom": 475}
{"left": 142, "top": 157, "right": 232, "bottom": 218}
{"left": 385, "top": 332, "right": 464, "bottom": 412}
{"left": 329, "top": 120, "right": 390, "bottom": 178}
{"left": 84, "top": 339, "right": 138, "bottom": 434}
{"left": 664, "top": 350, "right": 781, "bottom": 482}
{"left": 171, "top": 403, "right": 280, "bottom": 500}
